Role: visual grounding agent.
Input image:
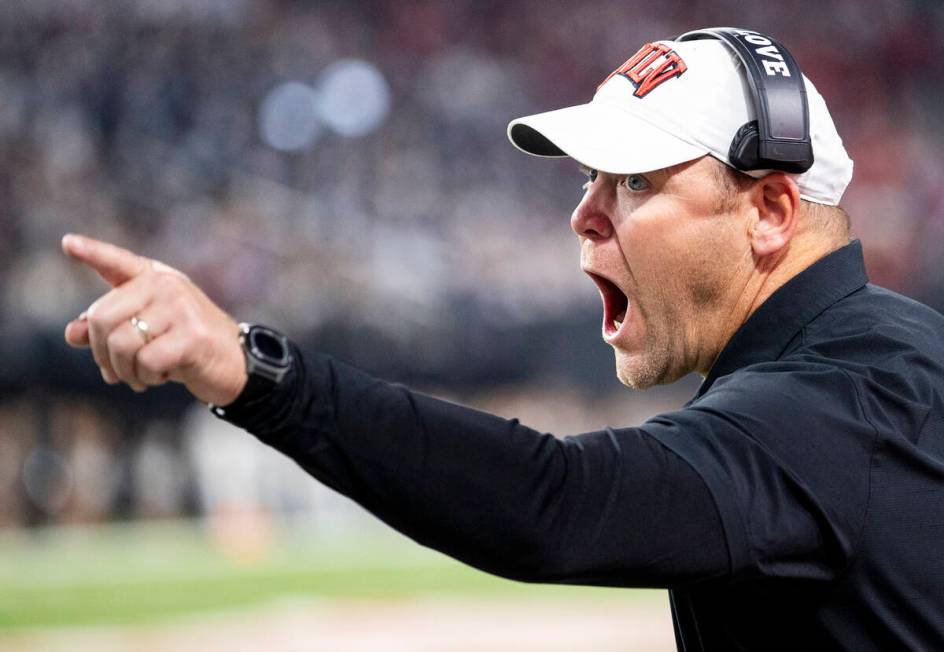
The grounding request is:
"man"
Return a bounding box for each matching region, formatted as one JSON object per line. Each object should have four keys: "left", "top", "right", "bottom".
{"left": 62, "top": 30, "right": 944, "bottom": 650}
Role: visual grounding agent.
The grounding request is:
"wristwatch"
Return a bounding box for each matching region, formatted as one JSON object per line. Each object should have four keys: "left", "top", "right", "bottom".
{"left": 238, "top": 322, "right": 293, "bottom": 384}
{"left": 209, "top": 323, "right": 293, "bottom": 418}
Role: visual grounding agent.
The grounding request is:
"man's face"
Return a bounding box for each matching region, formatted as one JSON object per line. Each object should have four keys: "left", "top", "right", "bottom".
{"left": 573, "top": 156, "right": 748, "bottom": 389}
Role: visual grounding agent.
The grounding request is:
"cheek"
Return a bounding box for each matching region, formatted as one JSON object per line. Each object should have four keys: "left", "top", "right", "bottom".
{"left": 618, "top": 213, "right": 737, "bottom": 315}
{"left": 677, "top": 223, "right": 746, "bottom": 309}
{"left": 617, "top": 216, "right": 696, "bottom": 289}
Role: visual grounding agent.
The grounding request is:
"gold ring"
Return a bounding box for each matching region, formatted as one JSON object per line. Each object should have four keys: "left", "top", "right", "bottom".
{"left": 130, "top": 316, "right": 151, "bottom": 343}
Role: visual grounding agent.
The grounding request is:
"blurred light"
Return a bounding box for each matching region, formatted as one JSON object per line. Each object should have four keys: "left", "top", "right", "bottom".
{"left": 316, "top": 59, "right": 391, "bottom": 137}
{"left": 208, "top": 505, "right": 274, "bottom": 566}
{"left": 23, "top": 447, "right": 73, "bottom": 515}
{"left": 418, "top": 49, "right": 515, "bottom": 123}
{"left": 258, "top": 81, "right": 322, "bottom": 152}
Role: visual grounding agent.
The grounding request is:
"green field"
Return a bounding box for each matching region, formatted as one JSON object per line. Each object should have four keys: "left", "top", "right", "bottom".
{"left": 0, "top": 519, "right": 654, "bottom": 632}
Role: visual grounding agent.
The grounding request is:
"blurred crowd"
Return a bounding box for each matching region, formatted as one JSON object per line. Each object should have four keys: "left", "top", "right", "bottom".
{"left": 0, "top": 0, "right": 942, "bottom": 529}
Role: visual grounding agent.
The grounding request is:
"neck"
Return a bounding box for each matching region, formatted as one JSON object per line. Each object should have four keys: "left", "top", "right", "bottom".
{"left": 697, "top": 235, "right": 847, "bottom": 376}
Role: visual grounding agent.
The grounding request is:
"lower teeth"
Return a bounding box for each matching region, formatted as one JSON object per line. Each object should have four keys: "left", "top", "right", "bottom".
{"left": 614, "top": 320, "right": 622, "bottom": 329}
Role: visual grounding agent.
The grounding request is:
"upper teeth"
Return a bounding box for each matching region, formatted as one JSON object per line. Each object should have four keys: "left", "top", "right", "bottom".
{"left": 614, "top": 320, "right": 622, "bottom": 329}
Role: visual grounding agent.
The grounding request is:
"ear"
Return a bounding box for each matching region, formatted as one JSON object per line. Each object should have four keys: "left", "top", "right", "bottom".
{"left": 747, "top": 173, "right": 801, "bottom": 258}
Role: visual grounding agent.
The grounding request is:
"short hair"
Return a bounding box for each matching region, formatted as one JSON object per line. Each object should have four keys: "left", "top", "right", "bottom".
{"left": 712, "top": 159, "right": 851, "bottom": 240}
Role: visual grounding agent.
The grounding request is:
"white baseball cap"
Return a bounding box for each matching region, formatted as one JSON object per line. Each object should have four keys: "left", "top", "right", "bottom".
{"left": 507, "top": 37, "right": 853, "bottom": 205}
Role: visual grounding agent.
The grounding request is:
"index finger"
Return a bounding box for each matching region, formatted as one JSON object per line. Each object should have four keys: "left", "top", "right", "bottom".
{"left": 62, "top": 234, "right": 149, "bottom": 288}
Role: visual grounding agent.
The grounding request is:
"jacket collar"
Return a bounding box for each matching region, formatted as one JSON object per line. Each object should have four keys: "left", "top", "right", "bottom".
{"left": 694, "top": 239, "right": 869, "bottom": 399}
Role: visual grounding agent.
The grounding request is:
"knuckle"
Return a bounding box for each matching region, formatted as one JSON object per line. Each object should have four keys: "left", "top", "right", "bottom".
{"left": 189, "top": 322, "right": 213, "bottom": 350}
{"left": 90, "top": 338, "right": 110, "bottom": 362}
{"left": 90, "top": 296, "right": 117, "bottom": 321}
{"left": 92, "top": 350, "right": 110, "bottom": 371}
{"left": 172, "top": 333, "right": 195, "bottom": 364}
{"left": 156, "top": 269, "right": 179, "bottom": 290}
{"left": 135, "top": 356, "right": 158, "bottom": 383}
{"left": 156, "top": 269, "right": 190, "bottom": 298}
{"left": 137, "top": 366, "right": 163, "bottom": 387}
{"left": 87, "top": 300, "right": 121, "bottom": 335}
{"left": 106, "top": 328, "right": 132, "bottom": 356}
{"left": 86, "top": 308, "right": 106, "bottom": 333}
{"left": 136, "top": 347, "right": 158, "bottom": 375}
{"left": 171, "top": 291, "right": 189, "bottom": 312}
{"left": 161, "top": 340, "right": 182, "bottom": 367}
{"left": 151, "top": 259, "right": 185, "bottom": 278}
{"left": 170, "top": 340, "right": 195, "bottom": 372}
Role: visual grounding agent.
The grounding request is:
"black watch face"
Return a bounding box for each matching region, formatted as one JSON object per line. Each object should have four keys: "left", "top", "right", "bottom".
{"left": 250, "top": 328, "right": 290, "bottom": 365}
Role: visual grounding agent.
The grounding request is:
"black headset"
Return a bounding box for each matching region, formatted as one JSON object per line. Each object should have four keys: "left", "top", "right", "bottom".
{"left": 676, "top": 27, "right": 814, "bottom": 174}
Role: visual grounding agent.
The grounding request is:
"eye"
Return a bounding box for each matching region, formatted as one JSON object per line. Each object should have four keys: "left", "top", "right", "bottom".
{"left": 579, "top": 166, "right": 598, "bottom": 191}
{"left": 621, "top": 174, "right": 650, "bottom": 192}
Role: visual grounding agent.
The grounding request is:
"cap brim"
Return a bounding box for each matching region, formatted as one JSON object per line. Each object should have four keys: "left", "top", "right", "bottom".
{"left": 507, "top": 101, "right": 708, "bottom": 175}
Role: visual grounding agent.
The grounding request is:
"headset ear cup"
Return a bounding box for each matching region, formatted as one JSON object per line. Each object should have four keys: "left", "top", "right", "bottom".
{"left": 729, "top": 120, "right": 760, "bottom": 171}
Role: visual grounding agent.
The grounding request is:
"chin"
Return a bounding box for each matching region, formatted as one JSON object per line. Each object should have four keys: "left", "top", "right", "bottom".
{"left": 614, "top": 349, "right": 675, "bottom": 390}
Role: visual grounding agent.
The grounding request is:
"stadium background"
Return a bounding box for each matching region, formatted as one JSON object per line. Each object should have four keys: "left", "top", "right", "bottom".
{"left": 0, "top": 0, "right": 942, "bottom": 650}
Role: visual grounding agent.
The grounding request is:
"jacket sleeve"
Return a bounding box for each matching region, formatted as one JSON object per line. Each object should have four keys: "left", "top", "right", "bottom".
{"left": 216, "top": 343, "right": 730, "bottom": 588}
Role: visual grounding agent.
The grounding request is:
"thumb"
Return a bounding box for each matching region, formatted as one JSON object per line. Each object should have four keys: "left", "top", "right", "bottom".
{"left": 65, "top": 312, "right": 90, "bottom": 348}
{"left": 62, "top": 234, "right": 149, "bottom": 287}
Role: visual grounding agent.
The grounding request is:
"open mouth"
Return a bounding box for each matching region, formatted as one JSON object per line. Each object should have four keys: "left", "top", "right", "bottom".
{"left": 586, "top": 272, "right": 629, "bottom": 338}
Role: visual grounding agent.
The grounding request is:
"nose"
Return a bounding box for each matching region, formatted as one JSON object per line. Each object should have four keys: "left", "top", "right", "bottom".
{"left": 570, "top": 184, "right": 614, "bottom": 241}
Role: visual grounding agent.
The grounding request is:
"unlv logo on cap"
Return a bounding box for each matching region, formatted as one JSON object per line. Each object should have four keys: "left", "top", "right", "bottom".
{"left": 598, "top": 43, "right": 688, "bottom": 98}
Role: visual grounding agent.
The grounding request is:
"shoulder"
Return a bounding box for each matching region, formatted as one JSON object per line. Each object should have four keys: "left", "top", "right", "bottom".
{"left": 797, "top": 284, "right": 944, "bottom": 438}
{"left": 693, "top": 359, "right": 866, "bottom": 432}
{"left": 644, "top": 361, "right": 875, "bottom": 579}
{"left": 802, "top": 283, "right": 944, "bottom": 366}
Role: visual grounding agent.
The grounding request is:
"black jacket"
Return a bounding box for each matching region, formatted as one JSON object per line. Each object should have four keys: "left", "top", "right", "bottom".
{"left": 219, "top": 240, "right": 944, "bottom": 651}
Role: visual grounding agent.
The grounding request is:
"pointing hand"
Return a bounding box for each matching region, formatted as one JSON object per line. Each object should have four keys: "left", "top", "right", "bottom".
{"left": 62, "top": 234, "right": 248, "bottom": 406}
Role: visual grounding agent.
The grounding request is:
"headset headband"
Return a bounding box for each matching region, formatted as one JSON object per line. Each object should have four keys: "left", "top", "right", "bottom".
{"left": 676, "top": 27, "right": 814, "bottom": 174}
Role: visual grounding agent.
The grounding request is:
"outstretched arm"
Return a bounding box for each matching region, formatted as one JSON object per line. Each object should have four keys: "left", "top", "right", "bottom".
{"left": 217, "top": 346, "right": 728, "bottom": 587}
{"left": 63, "top": 233, "right": 729, "bottom": 587}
